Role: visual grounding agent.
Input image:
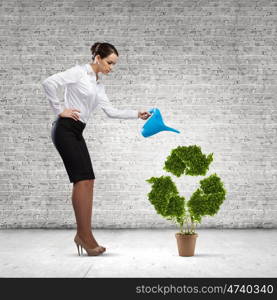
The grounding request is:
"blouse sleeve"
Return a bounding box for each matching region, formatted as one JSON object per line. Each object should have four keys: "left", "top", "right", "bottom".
{"left": 42, "top": 64, "right": 83, "bottom": 116}
{"left": 96, "top": 83, "right": 138, "bottom": 119}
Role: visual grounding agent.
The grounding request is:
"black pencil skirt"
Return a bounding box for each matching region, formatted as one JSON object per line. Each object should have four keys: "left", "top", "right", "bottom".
{"left": 51, "top": 116, "right": 95, "bottom": 184}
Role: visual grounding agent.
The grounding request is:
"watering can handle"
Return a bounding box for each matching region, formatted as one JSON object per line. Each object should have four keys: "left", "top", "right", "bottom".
{"left": 148, "top": 108, "right": 155, "bottom": 114}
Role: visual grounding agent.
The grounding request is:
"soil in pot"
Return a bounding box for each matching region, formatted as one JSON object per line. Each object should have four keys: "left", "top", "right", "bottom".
{"left": 175, "top": 233, "right": 198, "bottom": 257}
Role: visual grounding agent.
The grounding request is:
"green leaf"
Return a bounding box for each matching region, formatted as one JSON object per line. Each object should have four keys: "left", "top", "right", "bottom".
{"left": 188, "top": 174, "right": 227, "bottom": 219}
{"left": 146, "top": 176, "right": 185, "bottom": 219}
{"left": 163, "top": 145, "right": 213, "bottom": 177}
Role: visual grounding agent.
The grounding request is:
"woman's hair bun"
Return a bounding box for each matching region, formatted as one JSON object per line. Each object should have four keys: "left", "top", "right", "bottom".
{"left": 90, "top": 42, "right": 101, "bottom": 57}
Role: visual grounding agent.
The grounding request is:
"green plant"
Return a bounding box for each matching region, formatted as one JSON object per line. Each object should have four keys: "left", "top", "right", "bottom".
{"left": 146, "top": 145, "right": 227, "bottom": 235}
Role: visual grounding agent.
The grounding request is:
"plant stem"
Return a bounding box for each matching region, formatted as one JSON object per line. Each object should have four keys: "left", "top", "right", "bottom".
{"left": 190, "top": 217, "right": 195, "bottom": 234}
{"left": 180, "top": 221, "right": 184, "bottom": 233}
{"left": 185, "top": 215, "right": 189, "bottom": 234}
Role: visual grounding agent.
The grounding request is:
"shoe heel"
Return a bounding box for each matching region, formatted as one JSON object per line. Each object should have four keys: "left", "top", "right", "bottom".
{"left": 76, "top": 243, "right": 81, "bottom": 256}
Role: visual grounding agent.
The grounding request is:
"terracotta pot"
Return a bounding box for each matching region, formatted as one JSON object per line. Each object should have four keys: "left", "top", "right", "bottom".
{"left": 175, "top": 233, "right": 198, "bottom": 257}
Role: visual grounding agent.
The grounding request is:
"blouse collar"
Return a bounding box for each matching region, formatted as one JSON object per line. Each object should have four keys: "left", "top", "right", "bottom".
{"left": 85, "top": 63, "right": 101, "bottom": 82}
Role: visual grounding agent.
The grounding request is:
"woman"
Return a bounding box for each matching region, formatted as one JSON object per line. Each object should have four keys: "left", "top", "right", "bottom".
{"left": 42, "top": 42, "right": 151, "bottom": 256}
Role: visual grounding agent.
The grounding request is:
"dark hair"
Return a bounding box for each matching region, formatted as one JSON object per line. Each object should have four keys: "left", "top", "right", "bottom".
{"left": 90, "top": 42, "right": 119, "bottom": 61}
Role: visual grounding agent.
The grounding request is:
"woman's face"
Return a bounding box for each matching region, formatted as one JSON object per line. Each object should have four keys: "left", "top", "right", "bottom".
{"left": 96, "top": 53, "right": 118, "bottom": 74}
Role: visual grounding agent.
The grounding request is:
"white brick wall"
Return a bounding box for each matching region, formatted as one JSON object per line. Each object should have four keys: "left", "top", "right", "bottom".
{"left": 1, "top": 0, "right": 276, "bottom": 228}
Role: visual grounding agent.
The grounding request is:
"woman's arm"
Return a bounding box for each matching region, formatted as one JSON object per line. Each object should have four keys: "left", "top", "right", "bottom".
{"left": 97, "top": 83, "right": 139, "bottom": 119}
{"left": 42, "top": 65, "right": 83, "bottom": 116}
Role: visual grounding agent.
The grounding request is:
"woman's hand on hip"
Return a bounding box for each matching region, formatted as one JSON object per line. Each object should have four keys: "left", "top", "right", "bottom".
{"left": 138, "top": 111, "right": 151, "bottom": 120}
{"left": 59, "top": 108, "right": 81, "bottom": 121}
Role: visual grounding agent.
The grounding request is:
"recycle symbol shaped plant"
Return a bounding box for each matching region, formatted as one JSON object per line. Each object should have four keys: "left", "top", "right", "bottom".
{"left": 146, "top": 145, "right": 227, "bottom": 234}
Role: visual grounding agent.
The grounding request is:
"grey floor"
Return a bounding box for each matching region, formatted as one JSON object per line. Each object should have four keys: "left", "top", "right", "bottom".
{"left": 0, "top": 229, "right": 276, "bottom": 278}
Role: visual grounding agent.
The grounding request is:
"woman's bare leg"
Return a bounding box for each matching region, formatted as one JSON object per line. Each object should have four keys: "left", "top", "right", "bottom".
{"left": 71, "top": 179, "right": 101, "bottom": 249}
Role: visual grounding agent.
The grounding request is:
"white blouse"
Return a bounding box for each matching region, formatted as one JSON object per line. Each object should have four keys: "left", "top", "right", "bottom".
{"left": 42, "top": 63, "right": 139, "bottom": 124}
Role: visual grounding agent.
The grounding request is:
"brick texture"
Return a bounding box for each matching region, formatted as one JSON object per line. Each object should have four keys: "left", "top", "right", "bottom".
{"left": 0, "top": 0, "right": 276, "bottom": 228}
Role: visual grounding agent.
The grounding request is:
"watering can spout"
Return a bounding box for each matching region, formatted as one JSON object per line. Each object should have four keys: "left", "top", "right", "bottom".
{"left": 141, "top": 108, "right": 181, "bottom": 138}
{"left": 164, "top": 126, "right": 180, "bottom": 134}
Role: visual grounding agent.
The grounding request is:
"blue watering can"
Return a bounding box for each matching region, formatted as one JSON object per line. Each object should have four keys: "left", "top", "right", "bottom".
{"left": 141, "top": 108, "right": 180, "bottom": 138}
